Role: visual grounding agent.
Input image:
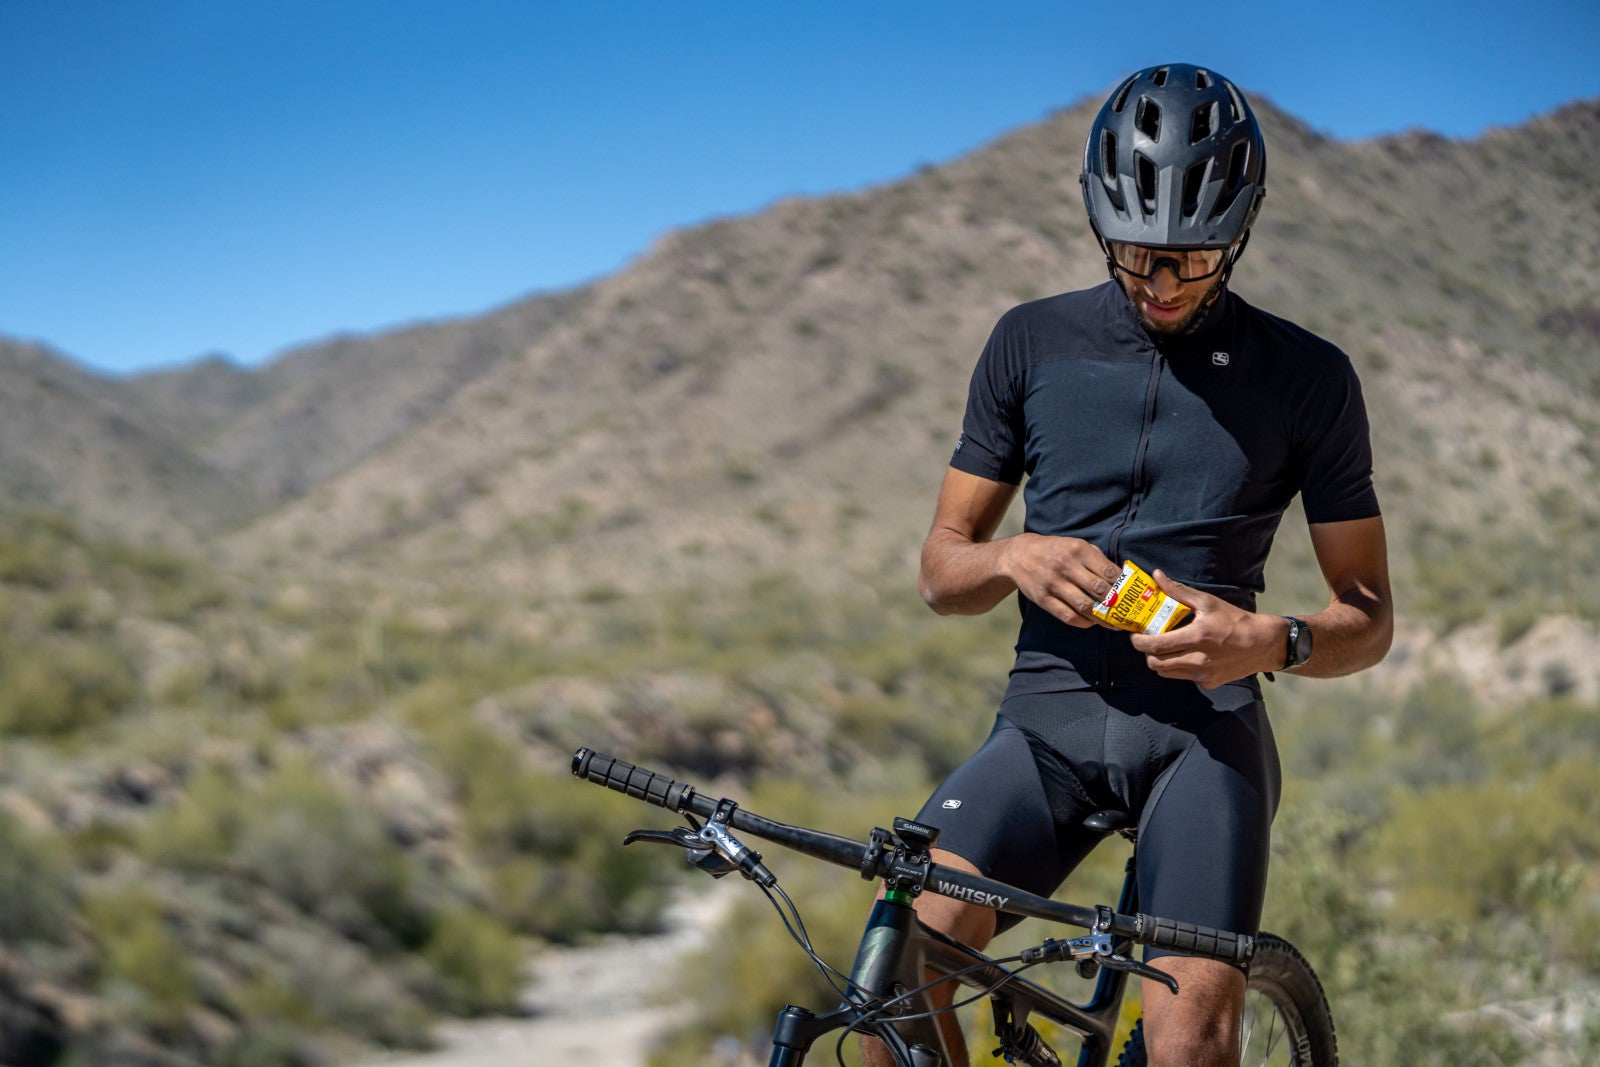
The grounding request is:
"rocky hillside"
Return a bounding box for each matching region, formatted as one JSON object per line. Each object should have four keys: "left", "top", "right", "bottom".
{"left": 5, "top": 96, "right": 1598, "bottom": 681}
{"left": 0, "top": 339, "right": 259, "bottom": 544}
{"left": 221, "top": 99, "right": 1600, "bottom": 653}
{"left": 123, "top": 286, "right": 594, "bottom": 501}
{"left": 9, "top": 97, "right": 1596, "bottom": 589}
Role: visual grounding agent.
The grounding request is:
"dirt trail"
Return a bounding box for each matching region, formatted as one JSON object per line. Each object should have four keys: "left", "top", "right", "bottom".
{"left": 352, "top": 883, "right": 740, "bottom": 1067}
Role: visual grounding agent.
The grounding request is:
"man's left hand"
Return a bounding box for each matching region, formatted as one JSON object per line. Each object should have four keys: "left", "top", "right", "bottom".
{"left": 1129, "top": 570, "right": 1281, "bottom": 688}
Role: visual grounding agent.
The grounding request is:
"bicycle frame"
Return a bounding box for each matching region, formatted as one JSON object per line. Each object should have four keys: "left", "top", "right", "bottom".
{"left": 767, "top": 853, "right": 1144, "bottom": 1067}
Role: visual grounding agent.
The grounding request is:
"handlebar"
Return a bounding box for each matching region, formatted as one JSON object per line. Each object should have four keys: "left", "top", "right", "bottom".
{"left": 571, "top": 747, "right": 1254, "bottom": 967}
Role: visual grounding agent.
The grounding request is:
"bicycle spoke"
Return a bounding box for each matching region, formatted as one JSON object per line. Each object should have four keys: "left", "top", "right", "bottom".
{"left": 1240, "top": 986, "right": 1295, "bottom": 1066}
{"left": 1240, "top": 991, "right": 1256, "bottom": 1060}
{"left": 1260, "top": 1000, "right": 1283, "bottom": 1063}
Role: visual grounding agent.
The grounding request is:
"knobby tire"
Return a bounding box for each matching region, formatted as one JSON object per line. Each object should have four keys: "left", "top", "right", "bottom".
{"left": 1113, "top": 933, "right": 1337, "bottom": 1066}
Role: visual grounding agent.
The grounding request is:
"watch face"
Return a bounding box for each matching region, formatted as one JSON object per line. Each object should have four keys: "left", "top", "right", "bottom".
{"left": 1291, "top": 619, "right": 1312, "bottom": 664}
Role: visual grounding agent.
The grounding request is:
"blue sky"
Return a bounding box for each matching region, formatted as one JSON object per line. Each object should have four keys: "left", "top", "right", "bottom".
{"left": 2, "top": 1, "right": 1596, "bottom": 375}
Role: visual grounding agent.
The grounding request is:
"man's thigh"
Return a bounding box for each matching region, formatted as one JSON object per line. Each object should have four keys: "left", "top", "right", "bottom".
{"left": 913, "top": 715, "right": 1069, "bottom": 900}
{"left": 1136, "top": 695, "right": 1281, "bottom": 948}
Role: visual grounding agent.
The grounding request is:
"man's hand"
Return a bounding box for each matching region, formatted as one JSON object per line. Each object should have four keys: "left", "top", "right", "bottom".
{"left": 1002, "top": 534, "right": 1124, "bottom": 629}
{"left": 1129, "top": 570, "right": 1283, "bottom": 686}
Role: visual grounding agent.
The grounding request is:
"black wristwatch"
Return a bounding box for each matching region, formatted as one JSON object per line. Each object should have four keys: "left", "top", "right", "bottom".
{"left": 1283, "top": 616, "right": 1313, "bottom": 671}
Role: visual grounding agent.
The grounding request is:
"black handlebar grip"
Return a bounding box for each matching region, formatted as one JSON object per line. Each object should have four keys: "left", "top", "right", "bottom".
{"left": 571, "top": 748, "right": 695, "bottom": 812}
{"left": 1136, "top": 914, "right": 1255, "bottom": 966}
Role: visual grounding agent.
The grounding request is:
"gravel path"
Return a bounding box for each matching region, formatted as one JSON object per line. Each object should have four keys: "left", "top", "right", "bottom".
{"left": 352, "top": 882, "right": 740, "bottom": 1067}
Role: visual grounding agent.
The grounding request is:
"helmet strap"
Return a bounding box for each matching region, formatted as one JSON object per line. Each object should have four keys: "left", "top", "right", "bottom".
{"left": 1209, "top": 229, "right": 1251, "bottom": 301}
{"left": 1093, "top": 233, "right": 1120, "bottom": 284}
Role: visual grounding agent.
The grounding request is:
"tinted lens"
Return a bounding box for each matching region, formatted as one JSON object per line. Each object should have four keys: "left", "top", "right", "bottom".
{"left": 1108, "top": 242, "right": 1228, "bottom": 281}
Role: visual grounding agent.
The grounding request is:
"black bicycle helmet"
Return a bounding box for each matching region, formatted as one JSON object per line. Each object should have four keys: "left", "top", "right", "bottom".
{"left": 1080, "top": 63, "right": 1267, "bottom": 250}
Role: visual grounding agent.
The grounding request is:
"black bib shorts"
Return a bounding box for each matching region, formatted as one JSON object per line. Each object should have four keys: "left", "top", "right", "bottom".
{"left": 915, "top": 679, "right": 1281, "bottom": 961}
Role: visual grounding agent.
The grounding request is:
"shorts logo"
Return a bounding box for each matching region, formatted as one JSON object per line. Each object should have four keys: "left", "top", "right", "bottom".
{"left": 1212, "top": 351, "right": 1231, "bottom": 366}
{"left": 942, "top": 799, "right": 963, "bottom": 810}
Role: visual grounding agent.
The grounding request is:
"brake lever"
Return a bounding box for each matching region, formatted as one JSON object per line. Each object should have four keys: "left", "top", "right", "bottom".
{"left": 622, "top": 826, "right": 700, "bottom": 849}
{"left": 622, "top": 826, "right": 737, "bottom": 879}
{"left": 1097, "top": 952, "right": 1180, "bottom": 996}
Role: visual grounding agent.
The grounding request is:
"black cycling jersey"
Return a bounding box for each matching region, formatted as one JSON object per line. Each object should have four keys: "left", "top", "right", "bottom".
{"left": 950, "top": 281, "right": 1380, "bottom": 696}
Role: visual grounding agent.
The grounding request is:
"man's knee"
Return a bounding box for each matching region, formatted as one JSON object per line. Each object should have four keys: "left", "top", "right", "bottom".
{"left": 902, "top": 849, "right": 997, "bottom": 951}
{"left": 1141, "top": 956, "right": 1244, "bottom": 1067}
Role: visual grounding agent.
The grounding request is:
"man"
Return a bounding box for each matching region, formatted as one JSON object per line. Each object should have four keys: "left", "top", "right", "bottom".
{"left": 871, "top": 64, "right": 1393, "bottom": 1066}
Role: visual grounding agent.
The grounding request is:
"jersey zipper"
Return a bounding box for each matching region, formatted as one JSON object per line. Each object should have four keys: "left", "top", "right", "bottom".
{"left": 1100, "top": 347, "right": 1165, "bottom": 688}
{"left": 1108, "top": 347, "right": 1164, "bottom": 560}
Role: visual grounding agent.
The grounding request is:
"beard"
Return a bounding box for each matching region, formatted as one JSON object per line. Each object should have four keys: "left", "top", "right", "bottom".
{"left": 1124, "top": 274, "right": 1227, "bottom": 335}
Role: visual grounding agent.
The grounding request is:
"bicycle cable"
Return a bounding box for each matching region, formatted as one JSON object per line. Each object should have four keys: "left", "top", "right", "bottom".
{"left": 753, "top": 871, "right": 1049, "bottom": 1067}
{"left": 831, "top": 952, "right": 1049, "bottom": 1067}
{"left": 758, "top": 879, "right": 859, "bottom": 1001}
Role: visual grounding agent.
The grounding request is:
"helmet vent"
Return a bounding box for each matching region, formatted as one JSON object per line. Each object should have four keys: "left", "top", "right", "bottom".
{"left": 1195, "top": 68, "right": 1214, "bottom": 89}
{"left": 1225, "top": 83, "right": 1245, "bottom": 124}
{"left": 1181, "top": 159, "right": 1209, "bottom": 218}
{"left": 1101, "top": 130, "right": 1119, "bottom": 184}
{"left": 1190, "top": 102, "right": 1216, "bottom": 143}
{"left": 1135, "top": 97, "right": 1162, "bottom": 141}
{"left": 1135, "top": 152, "right": 1158, "bottom": 213}
{"left": 1212, "top": 140, "right": 1251, "bottom": 218}
{"left": 1111, "top": 77, "right": 1136, "bottom": 113}
{"left": 1225, "top": 139, "right": 1250, "bottom": 189}
{"left": 1151, "top": 66, "right": 1169, "bottom": 87}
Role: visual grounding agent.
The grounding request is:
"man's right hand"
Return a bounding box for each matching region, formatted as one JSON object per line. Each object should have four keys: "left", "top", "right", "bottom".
{"left": 920, "top": 468, "right": 1121, "bottom": 622}
{"left": 1001, "top": 534, "right": 1123, "bottom": 629}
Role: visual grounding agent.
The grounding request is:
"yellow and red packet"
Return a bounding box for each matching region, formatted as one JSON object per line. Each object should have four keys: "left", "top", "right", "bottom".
{"left": 1092, "top": 561, "right": 1191, "bottom": 635}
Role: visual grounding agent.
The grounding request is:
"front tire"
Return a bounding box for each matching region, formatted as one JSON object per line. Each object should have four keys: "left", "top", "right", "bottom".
{"left": 1113, "top": 933, "right": 1337, "bottom": 1066}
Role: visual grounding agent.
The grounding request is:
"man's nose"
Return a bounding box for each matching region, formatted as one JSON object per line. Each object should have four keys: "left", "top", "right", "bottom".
{"left": 1147, "top": 263, "right": 1183, "bottom": 294}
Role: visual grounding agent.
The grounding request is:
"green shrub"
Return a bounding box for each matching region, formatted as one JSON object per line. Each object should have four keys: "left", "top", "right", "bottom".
{"left": 0, "top": 809, "right": 74, "bottom": 943}
{"left": 214, "top": 1022, "right": 327, "bottom": 1067}
{"left": 0, "top": 634, "right": 138, "bottom": 734}
{"left": 84, "top": 883, "right": 198, "bottom": 1028}
{"left": 421, "top": 907, "right": 525, "bottom": 1014}
{"left": 231, "top": 924, "right": 433, "bottom": 1047}
{"left": 143, "top": 761, "right": 430, "bottom": 950}
{"left": 236, "top": 764, "right": 426, "bottom": 947}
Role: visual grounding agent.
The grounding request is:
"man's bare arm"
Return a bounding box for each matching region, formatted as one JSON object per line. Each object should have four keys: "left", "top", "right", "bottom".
{"left": 919, "top": 468, "right": 1122, "bottom": 627}
{"left": 1286, "top": 515, "right": 1394, "bottom": 678}
{"left": 1130, "top": 515, "right": 1393, "bottom": 686}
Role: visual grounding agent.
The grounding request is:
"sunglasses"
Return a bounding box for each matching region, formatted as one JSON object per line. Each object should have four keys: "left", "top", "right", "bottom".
{"left": 1107, "top": 241, "right": 1232, "bottom": 282}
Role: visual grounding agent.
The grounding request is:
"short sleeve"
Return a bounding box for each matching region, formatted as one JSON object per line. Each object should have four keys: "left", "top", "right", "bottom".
{"left": 1296, "top": 353, "right": 1381, "bottom": 524}
{"left": 950, "top": 316, "right": 1027, "bottom": 485}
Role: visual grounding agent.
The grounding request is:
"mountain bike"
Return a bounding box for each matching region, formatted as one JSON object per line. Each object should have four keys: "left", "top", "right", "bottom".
{"left": 572, "top": 747, "right": 1337, "bottom": 1066}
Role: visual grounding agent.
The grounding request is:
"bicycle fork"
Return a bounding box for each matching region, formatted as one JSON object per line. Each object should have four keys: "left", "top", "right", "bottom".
{"left": 766, "top": 890, "right": 945, "bottom": 1067}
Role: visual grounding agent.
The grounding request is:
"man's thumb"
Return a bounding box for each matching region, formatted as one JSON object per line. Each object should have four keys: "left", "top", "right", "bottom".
{"left": 1151, "top": 568, "right": 1197, "bottom": 606}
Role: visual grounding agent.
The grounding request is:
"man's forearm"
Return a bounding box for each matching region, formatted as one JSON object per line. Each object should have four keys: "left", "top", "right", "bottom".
{"left": 1287, "top": 589, "right": 1393, "bottom": 679}
{"left": 919, "top": 529, "right": 1019, "bottom": 616}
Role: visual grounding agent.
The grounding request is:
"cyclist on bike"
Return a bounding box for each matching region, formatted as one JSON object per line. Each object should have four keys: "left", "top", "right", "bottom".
{"left": 872, "top": 64, "right": 1393, "bottom": 1067}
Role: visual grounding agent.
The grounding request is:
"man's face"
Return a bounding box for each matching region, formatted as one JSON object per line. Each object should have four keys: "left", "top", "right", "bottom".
{"left": 1107, "top": 242, "right": 1232, "bottom": 335}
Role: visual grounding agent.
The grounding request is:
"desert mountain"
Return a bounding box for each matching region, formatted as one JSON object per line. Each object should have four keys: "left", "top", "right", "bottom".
{"left": 4, "top": 95, "right": 1598, "bottom": 638}
{"left": 124, "top": 286, "right": 593, "bottom": 500}
{"left": 0, "top": 338, "right": 259, "bottom": 543}
{"left": 218, "top": 98, "right": 1600, "bottom": 630}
